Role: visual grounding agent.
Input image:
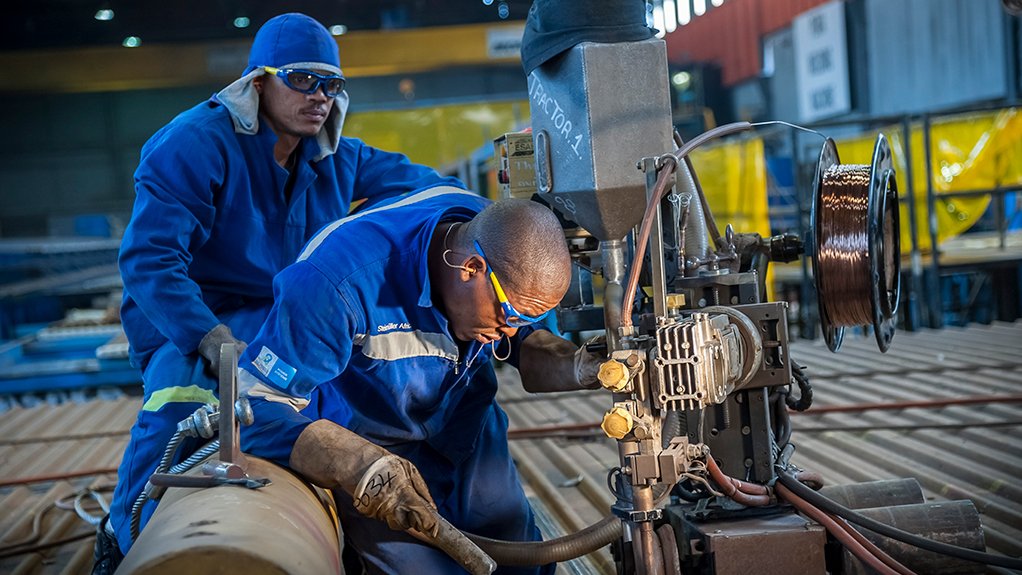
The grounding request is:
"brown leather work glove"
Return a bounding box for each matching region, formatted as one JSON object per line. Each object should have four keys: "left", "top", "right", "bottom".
{"left": 352, "top": 454, "right": 439, "bottom": 535}
{"left": 290, "top": 419, "right": 438, "bottom": 536}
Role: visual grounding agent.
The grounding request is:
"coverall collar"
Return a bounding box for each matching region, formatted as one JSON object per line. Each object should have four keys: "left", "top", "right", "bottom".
{"left": 214, "top": 66, "right": 349, "bottom": 162}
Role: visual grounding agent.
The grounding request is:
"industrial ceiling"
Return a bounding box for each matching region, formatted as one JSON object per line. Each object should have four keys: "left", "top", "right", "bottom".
{"left": 2, "top": 0, "right": 530, "bottom": 51}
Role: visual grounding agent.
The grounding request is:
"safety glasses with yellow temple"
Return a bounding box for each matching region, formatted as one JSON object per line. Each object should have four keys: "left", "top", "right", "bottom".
{"left": 473, "top": 240, "right": 551, "bottom": 328}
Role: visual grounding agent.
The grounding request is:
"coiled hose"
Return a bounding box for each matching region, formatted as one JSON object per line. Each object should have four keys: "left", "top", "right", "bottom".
{"left": 464, "top": 515, "right": 622, "bottom": 566}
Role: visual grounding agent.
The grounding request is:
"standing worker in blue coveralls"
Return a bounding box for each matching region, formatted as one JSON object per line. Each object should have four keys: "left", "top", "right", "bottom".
{"left": 236, "top": 189, "right": 603, "bottom": 574}
{"left": 98, "top": 12, "right": 464, "bottom": 572}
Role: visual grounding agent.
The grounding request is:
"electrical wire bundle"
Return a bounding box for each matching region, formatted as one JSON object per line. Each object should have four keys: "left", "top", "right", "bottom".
{"left": 697, "top": 452, "right": 1022, "bottom": 573}
{"left": 767, "top": 468, "right": 1022, "bottom": 574}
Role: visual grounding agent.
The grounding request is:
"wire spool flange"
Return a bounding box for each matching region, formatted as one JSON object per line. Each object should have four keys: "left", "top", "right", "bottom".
{"left": 811, "top": 134, "right": 901, "bottom": 353}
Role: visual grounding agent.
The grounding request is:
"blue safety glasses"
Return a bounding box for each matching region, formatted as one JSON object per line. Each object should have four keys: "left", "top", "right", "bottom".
{"left": 473, "top": 240, "right": 551, "bottom": 328}
{"left": 263, "top": 66, "right": 346, "bottom": 97}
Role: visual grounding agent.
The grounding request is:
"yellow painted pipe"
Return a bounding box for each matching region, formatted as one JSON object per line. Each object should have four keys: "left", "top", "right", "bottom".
{"left": 117, "top": 456, "right": 340, "bottom": 574}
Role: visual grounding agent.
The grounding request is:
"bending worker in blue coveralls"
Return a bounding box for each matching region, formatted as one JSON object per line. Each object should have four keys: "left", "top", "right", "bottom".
{"left": 237, "top": 189, "right": 601, "bottom": 574}
{"left": 103, "top": 12, "right": 463, "bottom": 568}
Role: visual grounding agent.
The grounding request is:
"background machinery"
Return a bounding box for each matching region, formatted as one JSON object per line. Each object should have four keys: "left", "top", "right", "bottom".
{"left": 114, "top": 7, "right": 1022, "bottom": 575}
{"left": 497, "top": 14, "right": 1020, "bottom": 575}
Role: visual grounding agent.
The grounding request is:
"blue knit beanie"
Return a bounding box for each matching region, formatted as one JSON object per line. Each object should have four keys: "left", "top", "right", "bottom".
{"left": 244, "top": 13, "right": 341, "bottom": 75}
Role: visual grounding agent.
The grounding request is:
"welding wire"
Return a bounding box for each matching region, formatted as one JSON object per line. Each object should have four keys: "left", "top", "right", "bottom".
{"left": 621, "top": 122, "right": 755, "bottom": 328}
{"left": 622, "top": 165, "right": 673, "bottom": 329}
{"left": 776, "top": 482, "right": 908, "bottom": 575}
{"left": 815, "top": 164, "right": 875, "bottom": 327}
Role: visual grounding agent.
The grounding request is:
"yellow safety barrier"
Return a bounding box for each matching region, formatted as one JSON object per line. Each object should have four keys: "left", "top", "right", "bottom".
{"left": 345, "top": 100, "right": 530, "bottom": 172}
{"left": 689, "top": 137, "right": 771, "bottom": 239}
{"left": 835, "top": 108, "right": 1022, "bottom": 252}
{"left": 690, "top": 137, "right": 774, "bottom": 299}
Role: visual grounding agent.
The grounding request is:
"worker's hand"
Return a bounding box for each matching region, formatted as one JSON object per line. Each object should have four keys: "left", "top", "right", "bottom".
{"left": 290, "top": 420, "right": 439, "bottom": 536}
{"left": 197, "top": 323, "right": 248, "bottom": 377}
{"left": 574, "top": 335, "right": 606, "bottom": 390}
{"left": 352, "top": 454, "right": 439, "bottom": 536}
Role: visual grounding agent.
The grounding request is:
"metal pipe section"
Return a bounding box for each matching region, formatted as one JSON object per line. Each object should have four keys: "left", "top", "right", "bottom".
{"left": 818, "top": 479, "right": 925, "bottom": 510}
{"left": 632, "top": 486, "right": 664, "bottom": 575}
{"left": 117, "top": 457, "right": 340, "bottom": 575}
{"left": 601, "top": 239, "right": 627, "bottom": 349}
{"left": 844, "top": 502, "right": 986, "bottom": 575}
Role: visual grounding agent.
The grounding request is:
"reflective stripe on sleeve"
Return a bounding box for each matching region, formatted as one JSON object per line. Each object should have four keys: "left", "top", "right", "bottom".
{"left": 141, "top": 385, "right": 219, "bottom": 412}
{"left": 239, "top": 368, "right": 310, "bottom": 412}
{"left": 298, "top": 186, "right": 478, "bottom": 261}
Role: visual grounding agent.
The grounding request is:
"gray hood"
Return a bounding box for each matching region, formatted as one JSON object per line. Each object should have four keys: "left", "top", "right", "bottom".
{"left": 215, "top": 63, "right": 349, "bottom": 162}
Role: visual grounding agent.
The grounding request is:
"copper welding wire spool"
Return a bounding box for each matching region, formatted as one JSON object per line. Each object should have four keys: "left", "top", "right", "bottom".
{"left": 811, "top": 134, "right": 901, "bottom": 352}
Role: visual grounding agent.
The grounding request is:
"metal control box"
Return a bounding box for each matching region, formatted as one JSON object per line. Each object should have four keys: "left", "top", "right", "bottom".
{"left": 494, "top": 131, "right": 537, "bottom": 199}
{"left": 528, "top": 38, "right": 674, "bottom": 241}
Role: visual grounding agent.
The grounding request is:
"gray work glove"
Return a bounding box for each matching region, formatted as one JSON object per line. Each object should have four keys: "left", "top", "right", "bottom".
{"left": 290, "top": 420, "right": 439, "bottom": 536}
{"left": 574, "top": 336, "right": 606, "bottom": 390}
{"left": 197, "top": 323, "right": 247, "bottom": 378}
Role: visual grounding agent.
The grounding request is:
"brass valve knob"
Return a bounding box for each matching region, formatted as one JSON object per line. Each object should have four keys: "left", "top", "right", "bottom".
{"left": 601, "top": 406, "right": 634, "bottom": 439}
{"left": 598, "top": 360, "right": 630, "bottom": 392}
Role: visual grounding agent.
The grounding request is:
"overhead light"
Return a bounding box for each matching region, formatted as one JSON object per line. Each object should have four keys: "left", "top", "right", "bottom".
{"left": 678, "top": 0, "right": 691, "bottom": 25}
{"left": 233, "top": 16, "right": 250, "bottom": 29}
{"left": 664, "top": 0, "right": 678, "bottom": 33}
{"left": 497, "top": 1, "right": 510, "bottom": 19}
{"left": 330, "top": 24, "right": 347, "bottom": 36}
{"left": 652, "top": 3, "right": 665, "bottom": 38}
{"left": 94, "top": 8, "right": 114, "bottom": 21}
{"left": 122, "top": 36, "right": 141, "bottom": 48}
{"left": 711, "top": 0, "right": 724, "bottom": 6}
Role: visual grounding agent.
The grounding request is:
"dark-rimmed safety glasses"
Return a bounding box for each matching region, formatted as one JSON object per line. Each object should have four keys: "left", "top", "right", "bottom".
{"left": 263, "top": 66, "right": 346, "bottom": 97}
{"left": 473, "top": 240, "right": 551, "bottom": 328}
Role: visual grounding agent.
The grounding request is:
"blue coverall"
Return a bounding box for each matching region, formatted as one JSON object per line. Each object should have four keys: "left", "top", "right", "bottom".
{"left": 111, "top": 96, "right": 462, "bottom": 553}
{"left": 237, "top": 188, "right": 555, "bottom": 575}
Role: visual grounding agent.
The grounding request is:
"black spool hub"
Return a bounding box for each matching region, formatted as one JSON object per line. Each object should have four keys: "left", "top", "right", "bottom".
{"left": 811, "top": 138, "right": 844, "bottom": 352}
{"left": 867, "top": 133, "right": 900, "bottom": 352}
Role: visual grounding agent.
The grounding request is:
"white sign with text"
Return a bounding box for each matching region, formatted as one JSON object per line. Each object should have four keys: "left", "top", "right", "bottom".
{"left": 793, "top": 1, "right": 850, "bottom": 122}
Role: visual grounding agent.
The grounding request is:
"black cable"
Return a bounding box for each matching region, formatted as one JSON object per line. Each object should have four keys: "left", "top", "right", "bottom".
{"left": 0, "top": 531, "right": 95, "bottom": 560}
{"left": 786, "top": 362, "right": 813, "bottom": 411}
{"left": 607, "top": 467, "right": 627, "bottom": 502}
{"left": 671, "top": 480, "right": 704, "bottom": 502}
{"left": 777, "top": 469, "right": 1022, "bottom": 570}
{"left": 772, "top": 390, "right": 793, "bottom": 447}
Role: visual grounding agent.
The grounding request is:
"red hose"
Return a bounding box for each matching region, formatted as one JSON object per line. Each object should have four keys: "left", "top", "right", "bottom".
{"left": 776, "top": 482, "right": 913, "bottom": 575}
{"left": 833, "top": 514, "right": 917, "bottom": 575}
{"left": 704, "top": 457, "right": 771, "bottom": 506}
